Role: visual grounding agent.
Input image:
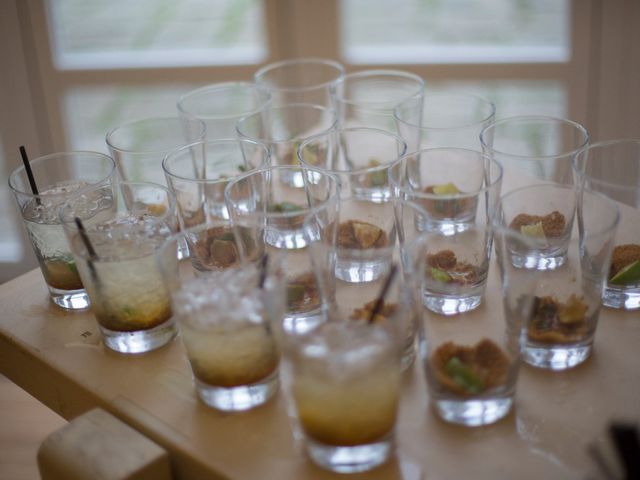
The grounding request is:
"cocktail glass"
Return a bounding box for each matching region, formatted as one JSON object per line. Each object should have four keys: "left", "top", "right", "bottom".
{"left": 299, "top": 127, "right": 407, "bottom": 283}
{"left": 414, "top": 227, "right": 540, "bottom": 426}
{"left": 495, "top": 184, "right": 576, "bottom": 270}
{"left": 177, "top": 82, "right": 271, "bottom": 140}
{"left": 497, "top": 187, "right": 619, "bottom": 370}
{"left": 394, "top": 93, "right": 495, "bottom": 151}
{"left": 334, "top": 69, "right": 424, "bottom": 132}
{"left": 162, "top": 138, "right": 269, "bottom": 225}
{"left": 574, "top": 139, "right": 640, "bottom": 310}
{"left": 480, "top": 115, "right": 589, "bottom": 190}
{"left": 253, "top": 58, "right": 345, "bottom": 108}
{"left": 389, "top": 147, "right": 503, "bottom": 236}
{"left": 226, "top": 166, "right": 340, "bottom": 334}
{"left": 236, "top": 103, "right": 337, "bottom": 188}
{"left": 168, "top": 254, "right": 284, "bottom": 412}
{"left": 8, "top": 151, "right": 117, "bottom": 309}
{"left": 284, "top": 320, "right": 402, "bottom": 473}
{"left": 61, "top": 182, "right": 179, "bottom": 353}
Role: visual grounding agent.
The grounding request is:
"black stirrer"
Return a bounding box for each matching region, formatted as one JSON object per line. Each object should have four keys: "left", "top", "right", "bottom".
{"left": 367, "top": 263, "right": 398, "bottom": 324}
{"left": 258, "top": 254, "right": 269, "bottom": 289}
{"left": 74, "top": 217, "right": 99, "bottom": 282}
{"left": 20, "top": 146, "right": 41, "bottom": 206}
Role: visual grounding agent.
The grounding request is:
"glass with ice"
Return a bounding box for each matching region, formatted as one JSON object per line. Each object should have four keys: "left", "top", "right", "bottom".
{"left": 170, "top": 262, "right": 284, "bottom": 412}
{"left": 9, "top": 151, "right": 116, "bottom": 309}
{"left": 61, "top": 182, "right": 179, "bottom": 353}
{"left": 284, "top": 321, "right": 402, "bottom": 473}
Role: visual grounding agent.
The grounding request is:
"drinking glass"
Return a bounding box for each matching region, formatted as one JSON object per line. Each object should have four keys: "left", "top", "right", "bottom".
{"left": 106, "top": 116, "right": 205, "bottom": 185}
{"left": 225, "top": 166, "right": 340, "bottom": 334}
{"left": 299, "top": 127, "right": 407, "bottom": 283}
{"left": 390, "top": 149, "right": 503, "bottom": 315}
{"left": 329, "top": 260, "right": 418, "bottom": 370}
{"left": 236, "top": 103, "right": 337, "bottom": 188}
{"left": 284, "top": 320, "right": 402, "bottom": 473}
{"left": 334, "top": 70, "right": 424, "bottom": 132}
{"left": 253, "top": 58, "right": 345, "bottom": 108}
{"left": 394, "top": 93, "right": 495, "bottom": 151}
{"left": 162, "top": 138, "right": 269, "bottom": 226}
{"left": 414, "top": 227, "right": 541, "bottom": 426}
{"left": 164, "top": 236, "right": 285, "bottom": 411}
{"left": 177, "top": 82, "right": 271, "bottom": 140}
{"left": 8, "top": 151, "right": 117, "bottom": 309}
{"left": 494, "top": 184, "right": 576, "bottom": 270}
{"left": 497, "top": 186, "right": 620, "bottom": 370}
{"left": 573, "top": 139, "right": 640, "bottom": 310}
{"left": 61, "top": 182, "right": 179, "bottom": 354}
{"left": 480, "top": 115, "right": 589, "bottom": 191}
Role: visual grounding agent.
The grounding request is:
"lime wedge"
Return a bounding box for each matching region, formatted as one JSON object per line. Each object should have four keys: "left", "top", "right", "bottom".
{"left": 520, "top": 221, "right": 546, "bottom": 240}
{"left": 610, "top": 260, "right": 640, "bottom": 286}
{"left": 432, "top": 182, "right": 461, "bottom": 195}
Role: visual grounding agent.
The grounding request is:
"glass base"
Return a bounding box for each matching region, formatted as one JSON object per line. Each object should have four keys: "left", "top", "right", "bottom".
{"left": 100, "top": 319, "right": 177, "bottom": 354}
{"left": 49, "top": 287, "right": 90, "bottom": 310}
{"left": 603, "top": 285, "right": 640, "bottom": 310}
{"left": 265, "top": 227, "right": 309, "bottom": 249}
{"left": 433, "top": 396, "right": 513, "bottom": 427}
{"left": 523, "top": 343, "right": 592, "bottom": 370}
{"left": 423, "top": 293, "right": 482, "bottom": 316}
{"left": 195, "top": 370, "right": 278, "bottom": 412}
{"left": 282, "top": 310, "right": 325, "bottom": 335}
{"left": 305, "top": 435, "right": 394, "bottom": 474}
{"left": 510, "top": 252, "right": 566, "bottom": 271}
{"left": 335, "top": 256, "right": 391, "bottom": 283}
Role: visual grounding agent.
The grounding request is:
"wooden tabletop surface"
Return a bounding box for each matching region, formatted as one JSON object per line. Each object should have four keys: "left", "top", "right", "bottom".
{"left": 1, "top": 264, "right": 639, "bottom": 480}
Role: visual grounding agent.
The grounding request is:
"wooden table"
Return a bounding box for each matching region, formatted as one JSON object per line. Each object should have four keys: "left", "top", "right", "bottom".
{"left": 1, "top": 266, "right": 639, "bottom": 479}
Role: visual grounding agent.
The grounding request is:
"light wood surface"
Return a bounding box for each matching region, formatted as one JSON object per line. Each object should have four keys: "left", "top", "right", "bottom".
{"left": 0, "top": 375, "right": 65, "bottom": 480}
{"left": 0, "top": 266, "right": 639, "bottom": 480}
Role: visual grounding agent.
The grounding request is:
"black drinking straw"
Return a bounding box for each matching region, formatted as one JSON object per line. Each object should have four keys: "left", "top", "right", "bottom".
{"left": 367, "top": 263, "right": 398, "bottom": 324}
{"left": 19, "top": 146, "right": 41, "bottom": 205}
{"left": 258, "top": 254, "right": 269, "bottom": 289}
{"left": 74, "top": 217, "right": 99, "bottom": 282}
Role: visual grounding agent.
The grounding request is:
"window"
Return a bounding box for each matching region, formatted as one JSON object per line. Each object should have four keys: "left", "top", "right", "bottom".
{"left": 1, "top": 0, "right": 623, "bottom": 281}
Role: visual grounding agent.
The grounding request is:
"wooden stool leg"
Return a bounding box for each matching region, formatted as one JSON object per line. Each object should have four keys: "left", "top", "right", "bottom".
{"left": 37, "top": 408, "right": 172, "bottom": 480}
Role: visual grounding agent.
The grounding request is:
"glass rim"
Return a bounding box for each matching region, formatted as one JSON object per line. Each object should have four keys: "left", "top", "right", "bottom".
{"left": 177, "top": 81, "right": 272, "bottom": 120}
{"left": 479, "top": 115, "right": 590, "bottom": 160}
{"left": 60, "top": 180, "right": 177, "bottom": 227}
{"left": 389, "top": 147, "right": 503, "bottom": 198}
{"left": 105, "top": 116, "right": 206, "bottom": 156}
{"left": 161, "top": 137, "right": 270, "bottom": 184}
{"left": 8, "top": 150, "right": 116, "bottom": 198}
{"left": 254, "top": 57, "right": 346, "bottom": 93}
{"left": 393, "top": 93, "right": 496, "bottom": 131}
{"left": 334, "top": 69, "right": 425, "bottom": 107}
{"left": 573, "top": 138, "right": 640, "bottom": 192}
{"left": 235, "top": 102, "right": 338, "bottom": 144}
{"left": 297, "top": 126, "right": 408, "bottom": 175}
{"left": 224, "top": 164, "right": 341, "bottom": 220}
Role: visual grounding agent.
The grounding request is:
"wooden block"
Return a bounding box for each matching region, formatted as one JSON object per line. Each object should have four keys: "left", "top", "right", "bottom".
{"left": 37, "top": 408, "right": 172, "bottom": 480}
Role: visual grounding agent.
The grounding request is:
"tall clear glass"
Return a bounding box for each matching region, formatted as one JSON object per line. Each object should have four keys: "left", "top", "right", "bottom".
{"left": 8, "top": 151, "right": 117, "bottom": 309}
{"left": 394, "top": 93, "right": 495, "bottom": 151}
{"left": 177, "top": 82, "right": 271, "bottom": 140}
{"left": 335, "top": 70, "right": 424, "bottom": 132}
{"left": 60, "top": 182, "right": 179, "bottom": 354}
{"left": 496, "top": 185, "right": 619, "bottom": 370}
{"left": 390, "top": 149, "right": 503, "bottom": 315}
{"left": 106, "top": 116, "right": 205, "bottom": 185}
{"left": 299, "top": 127, "right": 407, "bottom": 283}
{"left": 162, "top": 138, "right": 269, "bottom": 226}
{"left": 480, "top": 115, "right": 589, "bottom": 191}
{"left": 254, "top": 58, "right": 345, "bottom": 108}
{"left": 574, "top": 139, "right": 640, "bottom": 310}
